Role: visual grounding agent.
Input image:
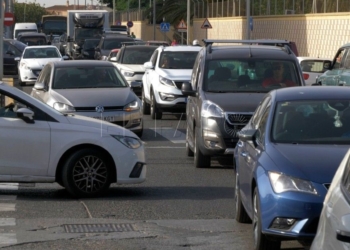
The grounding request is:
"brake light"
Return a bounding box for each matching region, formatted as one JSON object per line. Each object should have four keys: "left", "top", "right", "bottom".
{"left": 303, "top": 73, "right": 309, "bottom": 80}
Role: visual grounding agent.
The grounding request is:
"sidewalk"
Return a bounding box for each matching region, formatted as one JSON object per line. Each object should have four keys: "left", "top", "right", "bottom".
{"left": 2, "top": 77, "right": 14, "bottom": 86}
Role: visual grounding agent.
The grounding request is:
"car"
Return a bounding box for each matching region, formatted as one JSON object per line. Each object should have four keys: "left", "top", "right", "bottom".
{"left": 142, "top": 45, "right": 201, "bottom": 119}
{"left": 111, "top": 44, "right": 158, "bottom": 98}
{"left": 254, "top": 39, "right": 299, "bottom": 56}
{"left": 181, "top": 39, "right": 305, "bottom": 168}
{"left": 145, "top": 40, "right": 169, "bottom": 46}
{"left": 80, "top": 38, "right": 100, "bottom": 59}
{"left": 17, "top": 32, "right": 49, "bottom": 46}
{"left": 3, "top": 39, "right": 27, "bottom": 75}
{"left": 0, "top": 81, "right": 146, "bottom": 198}
{"left": 94, "top": 33, "right": 135, "bottom": 61}
{"left": 311, "top": 148, "right": 350, "bottom": 250}
{"left": 316, "top": 43, "right": 350, "bottom": 86}
{"left": 30, "top": 60, "right": 143, "bottom": 137}
{"left": 297, "top": 57, "right": 330, "bottom": 85}
{"left": 15, "top": 45, "right": 68, "bottom": 86}
{"left": 234, "top": 86, "right": 350, "bottom": 250}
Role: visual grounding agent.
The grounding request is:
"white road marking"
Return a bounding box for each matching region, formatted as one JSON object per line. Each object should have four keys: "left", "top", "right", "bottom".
{"left": 149, "top": 127, "right": 186, "bottom": 144}
{"left": 0, "top": 184, "right": 19, "bottom": 190}
{"left": 0, "top": 204, "right": 16, "bottom": 212}
{"left": 0, "top": 218, "right": 16, "bottom": 226}
{"left": 0, "top": 234, "right": 17, "bottom": 246}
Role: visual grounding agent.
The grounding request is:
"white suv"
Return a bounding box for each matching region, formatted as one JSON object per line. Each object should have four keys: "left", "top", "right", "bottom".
{"left": 142, "top": 45, "right": 201, "bottom": 119}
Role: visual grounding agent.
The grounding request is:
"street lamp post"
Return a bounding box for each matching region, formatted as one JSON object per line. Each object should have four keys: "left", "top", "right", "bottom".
{"left": 23, "top": 1, "right": 26, "bottom": 22}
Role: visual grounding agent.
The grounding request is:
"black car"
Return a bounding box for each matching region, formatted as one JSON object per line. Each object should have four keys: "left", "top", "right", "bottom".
{"left": 181, "top": 39, "right": 306, "bottom": 168}
{"left": 80, "top": 38, "right": 100, "bottom": 59}
{"left": 3, "top": 39, "right": 27, "bottom": 75}
{"left": 94, "top": 34, "right": 134, "bottom": 60}
{"left": 17, "top": 32, "right": 49, "bottom": 46}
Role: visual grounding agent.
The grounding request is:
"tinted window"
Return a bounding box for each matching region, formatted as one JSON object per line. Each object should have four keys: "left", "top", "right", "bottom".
{"left": 102, "top": 38, "right": 134, "bottom": 50}
{"left": 23, "top": 48, "right": 60, "bottom": 58}
{"left": 300, "top": 60, "right": 327, "bottom": 73}
{"left": 19, "top": 36, "right": 47, "bottom": 46}
{"left": 158, "top": 51, "right": 198, "bottom": 69}
{"left": 121, "top": 47, "right": 156, "bottom": 64}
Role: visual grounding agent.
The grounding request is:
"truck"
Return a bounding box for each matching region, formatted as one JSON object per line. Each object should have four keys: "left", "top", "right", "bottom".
{"left": 66, "top": 10, "right": 109, "bottom": 59}
{"left": 40, "top": 15, "right": 67, "bottom": 37}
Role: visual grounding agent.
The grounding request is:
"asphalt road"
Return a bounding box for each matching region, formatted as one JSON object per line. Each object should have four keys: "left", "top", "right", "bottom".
{"left": 0, "top": 78, "right": 305, "bottom": 250}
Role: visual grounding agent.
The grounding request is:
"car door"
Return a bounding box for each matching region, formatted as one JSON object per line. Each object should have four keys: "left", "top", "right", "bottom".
{"left": 143, "top": 50, "right": 158, "bottom": 101}
{"left": 0, "top": 90, "right": 50, "bottom": 178}
{"left": 237, "top": 96, "right": 271, "bottom": 210}
{"left": 321, "top": 48, "right": 348, "bottom": 85}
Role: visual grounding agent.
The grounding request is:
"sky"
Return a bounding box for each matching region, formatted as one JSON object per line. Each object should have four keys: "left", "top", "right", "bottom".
{"left": 15, "top": 0, "right": 100, "bottom": 8}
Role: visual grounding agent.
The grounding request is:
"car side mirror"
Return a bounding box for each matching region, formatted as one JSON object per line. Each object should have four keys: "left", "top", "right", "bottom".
{"left": 143, "top": 61, "right": 153, "bottom": 69}
{"left": 237, "top": 129, "right": 257, "bottom": 142}
{"left": 109, "top": 56, "right": 117, "bottom": 62}
{"left": 16, "top": 108, "right": 34, "bottom": 123}
{"left": 323, "top": 60, "right": 332, "bottom": 70}
{"left": 14, "top": 57, "right": 21, "bottom": 61}
{"left": 181, "top": 82, "right": 196, "bottom": 97}
{"left": 33, "top": 82, "right": 45, "bottom": 90}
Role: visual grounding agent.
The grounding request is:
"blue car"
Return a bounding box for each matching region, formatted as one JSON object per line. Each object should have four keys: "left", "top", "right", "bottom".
{"left": 234, "top": 86, "right": 350, "bottom": 250}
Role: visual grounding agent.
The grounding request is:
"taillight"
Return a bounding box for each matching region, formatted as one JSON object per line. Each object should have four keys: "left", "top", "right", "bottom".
{"left": 303, "top": 73, "right": 309, "bottom": 80}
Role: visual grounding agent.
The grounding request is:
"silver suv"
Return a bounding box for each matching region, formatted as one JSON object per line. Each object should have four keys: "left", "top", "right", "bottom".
{"left": 181, "top": 39, "right": 306, "bottom": 168}
{"left": 142, "top": 45, "right": 201, "bottom": 119}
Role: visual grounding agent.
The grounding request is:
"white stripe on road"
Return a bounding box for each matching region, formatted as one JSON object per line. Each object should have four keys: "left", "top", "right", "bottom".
{"left": 149, "top": 127, "right": 186, "bottom": 144}
{"left": 0, "top": 218, "right": 16, "bottom": 226}
{"left": 0, "top": 184, "right": 18, "bottom": 190}
{"left": 0, "top": 204, "right": 16, "bottom": 212}
{"left": 0, "top": 234, "right": 17, "bottom": 246}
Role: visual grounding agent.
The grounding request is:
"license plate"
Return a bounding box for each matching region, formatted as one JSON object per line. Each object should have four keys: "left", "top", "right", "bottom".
{"left": 92, "top": 116, "right": 115, "bottom": 122}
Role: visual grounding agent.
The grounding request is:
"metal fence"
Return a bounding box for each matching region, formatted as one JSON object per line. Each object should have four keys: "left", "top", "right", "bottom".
{"left": 114, "top": 0, "right": 350, "bottom": 22}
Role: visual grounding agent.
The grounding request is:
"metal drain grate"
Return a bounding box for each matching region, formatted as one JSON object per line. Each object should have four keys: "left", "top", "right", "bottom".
{"left": 63, "top": 223, "right": 135, "bottom": 233}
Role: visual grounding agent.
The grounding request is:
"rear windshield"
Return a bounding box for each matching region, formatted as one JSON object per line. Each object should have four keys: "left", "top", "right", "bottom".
{"left": 121, "top": 47, "right": 157, "bottom": 64}
{"left": 14, "top": 29, "right": 37, "bottom": 38}
{"left": 102, "top": 38, "right": 135, "bottom": 50}
{"left": 300, "top": 60, "right": 327, "bottom": 73}
{"left": 159, "top": 51, "right": 199, "bottom": 69}
{"left": 19, "top": 37, "right": 47, "bottom": 46}
{"left": 204, "top": 59, "right": 302, "bottom": 93}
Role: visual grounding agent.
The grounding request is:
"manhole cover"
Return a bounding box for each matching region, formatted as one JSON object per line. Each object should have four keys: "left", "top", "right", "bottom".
{"left": 63, "top": 223, "right": 135, "bottom": 233}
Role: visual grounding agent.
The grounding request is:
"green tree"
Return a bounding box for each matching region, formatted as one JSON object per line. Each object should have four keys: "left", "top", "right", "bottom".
{"left": 14, "top": 1, "right": 48, "bottom": 23}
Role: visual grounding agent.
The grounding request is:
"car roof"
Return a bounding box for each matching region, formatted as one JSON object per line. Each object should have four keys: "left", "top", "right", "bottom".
{"left": 24, "top": 45, "right": 58, "bottom": 50}
{"left": 160, "top": 45, "right": 202, "bottom": 52}
{"left": 124, "top": 45, "right": 158, "bottom": 49}
{"left": 297, "top": 56, "right": 330, "bottom": 61}
{"left": 50, "top": 60, "right": 114, "bottom": 68}
{"left": 18, "top": 32, "right": 46, "bottom": 37}
{"left": 273, "top": 86, "right": 350, "bottom": 102}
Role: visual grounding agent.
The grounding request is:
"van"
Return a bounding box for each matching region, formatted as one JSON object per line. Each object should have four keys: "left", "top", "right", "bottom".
{"left": 13, "top": 23, "right": 38, "bottom": 40}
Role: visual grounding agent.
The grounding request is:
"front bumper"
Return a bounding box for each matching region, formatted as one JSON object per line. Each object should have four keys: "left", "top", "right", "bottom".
{"left": 20, "top": 67, "right": 41, "bottom": 83}
{"left": 153, "top": 86, "right": 187, "bottom": 113}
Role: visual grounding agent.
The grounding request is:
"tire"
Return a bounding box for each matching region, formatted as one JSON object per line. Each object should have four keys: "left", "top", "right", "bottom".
{"left": 62, "top": 148, "right": 112, "bottom": 198}
{"left": 235, "top": 171, "right": 251, "bottom": 223}
{"left": 150, "top": 91, "right": 162, "bottom": 120}
{"left": 253, "top": 187, "right": 281, "bottom": 250}
{"left": 194, "top": 127, "right": 211, "bottom": 168}
{"left": 186, "top": 126, "right": 194, "bottom": 157}
{"left": 142, "top": 89, "right": 150, "bottom": 115}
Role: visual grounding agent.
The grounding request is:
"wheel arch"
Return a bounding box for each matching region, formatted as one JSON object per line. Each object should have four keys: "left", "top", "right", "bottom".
{"left": 55, "top": 144, "right": 117, "bottom": 184}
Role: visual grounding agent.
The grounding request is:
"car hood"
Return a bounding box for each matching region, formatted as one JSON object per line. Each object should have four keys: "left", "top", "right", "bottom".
{"left": 119, "top": 64, "right": 145, "bottom": 72}
{"left": 267, "top": 143, "right": 349, "bottom": 184}
{"left": 23, "top": 58, "right": 62, "bottom": 68}
{"left": 159, "top": 69, "right": 192, "bottom": 80}
{"left": 51, "top": 87, "right": 136, "bottom": 107}
{"left": 203, "top": 92, "right": 265, "bottom": 112}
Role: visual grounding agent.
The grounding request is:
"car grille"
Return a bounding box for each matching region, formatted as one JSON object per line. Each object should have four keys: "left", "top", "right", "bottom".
{"left": 75, "top": 106, "right": 124, "bottom": 112}
{"left": 32, "top": 70, "right": 41, "bottom": 76}
{"left": 224, "top": 113, "right": 253, "bottom": 138}
{"left": 174, "top": 81, "right": 186, "bottom": 89}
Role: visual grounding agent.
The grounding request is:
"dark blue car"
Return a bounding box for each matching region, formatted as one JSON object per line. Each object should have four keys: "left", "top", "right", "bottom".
{"left": 234, "top": 86, "right": 350, "bottom": 250}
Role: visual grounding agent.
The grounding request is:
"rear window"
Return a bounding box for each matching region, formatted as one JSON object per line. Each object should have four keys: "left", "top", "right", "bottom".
{"left": 19, "top": 37, "right": 47, "bottom": 46}
{"left": 204, "top": 59, "right": 302, "bottom": 93}
{"left": 121, "top": 47, "right": 157, "bottom": 64}
{"left": 159, "top": 51, "right": 199, "bottom": 69}
{"left": 300, "top": 60, "right": 326, "bottom": 73}
{"left": 102, "top": 38, "right": 134, "bottom": 50}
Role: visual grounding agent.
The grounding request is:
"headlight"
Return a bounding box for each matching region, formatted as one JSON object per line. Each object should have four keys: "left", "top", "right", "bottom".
{"left": 201, "top": 100, "right": 224, "bottom": 118}
{"left": 122, "top": 70, "right": 135, "bottom": 77}
{"left": 159, "top": 76, "right": 176, "bottom": 87}
{"left": 20, "top": 62, "right": 30, "bottom": 69}
{"left": 268, "top": 172, "right": 318, "bottom": 195}
{"left": 53, "top": 102, "right": 75, "bottom": 113}
{"left": 124, "top": 100, "right": 139, "bottom": 112}
{"left": 111, "top": 135, "right": 142, "bottom": 149}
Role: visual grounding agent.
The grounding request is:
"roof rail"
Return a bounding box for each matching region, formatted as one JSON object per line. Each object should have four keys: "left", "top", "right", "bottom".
{"left": 202, "top": 39, "right": 293, "bottom": 54}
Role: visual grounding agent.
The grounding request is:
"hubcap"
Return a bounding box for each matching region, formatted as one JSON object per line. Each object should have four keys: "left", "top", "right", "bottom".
{"left": 73, "top": 155, "right": 108, "bottom": 193}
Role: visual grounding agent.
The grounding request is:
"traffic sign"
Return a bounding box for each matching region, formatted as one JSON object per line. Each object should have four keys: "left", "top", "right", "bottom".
{"left": 127, "top": 21, "right": 133, "bottom": 28}
{"left": 160, "top": 22, "right": 170, "bottom": 32}
{"left": 4, "top": 12, "right": 14, "bottom": 26}
{"left": 201, "top": 18, "right": 212, "bottom": 29}
{"left": 177, "top": 19, "right": 187, "bottom": 29}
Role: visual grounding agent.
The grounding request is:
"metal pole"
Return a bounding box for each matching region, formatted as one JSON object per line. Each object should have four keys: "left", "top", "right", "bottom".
{"left": 23, "top": 0, "right": 26, "bottom": 22}
{"left": 0, "top": 0, "right": 5, "bottom": 80}
{"left": 187, "top": 0, "right": 190, "bottom": 44}
{"left": 113, "top": 0, "right": 115, "bottom": 24}
{"left": 153, "top": 0, "right": 156, "bottom": 40}
{"left": 246, "top": 0, "right": 250, "bottom": 39}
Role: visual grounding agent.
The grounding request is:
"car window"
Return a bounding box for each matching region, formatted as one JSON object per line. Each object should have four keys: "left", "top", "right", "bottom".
{"left": 256, "top": 105, "right": 270, "bottom": 145}
{"left": 203, "top": 59, "right": 301, "bottom": 93}
{"left": 42, "top": 65, "right": 52, "bottom": 88}
{"left": 333, "top": 49, "right": 347, "bottom": 69}
{"left": 341, "top": 156, "right": 350, "bottom": 200}
{"left": 37, "top": 65, "right": 50, "bottom": 84}
{"left": 53, "top": 66, "right": 128, "bottom": 89}
{"left": 271, "top": 100, "right": 350, "bottom": 144}
{"left": 343, "top": 51, "right": 350, "bottom": 69}
{"left": 300, "top": 60, "right": 327, "bottom": 73}
{"left": 20, "top": 36, "right": 47, "bottom": 46}
{"left": 102, "top": 39, "right": 133, "bottom": 50}
{"left": 158, "top": 51, "right": 198, "bottom": 69}
{"left": 191, "top": 52, "right": 202, "bottom": 90}
{"left": 121, "top": 47, "right": 156, "bottom": 64}
{"left": 251, "top": 96, "right": 271, "bottom": 127}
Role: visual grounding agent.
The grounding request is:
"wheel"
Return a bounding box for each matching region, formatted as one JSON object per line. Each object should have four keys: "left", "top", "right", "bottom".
{"left": 142, "top": 89, "right": 150, "bottom": 115}
{"left": 186, "top": 126, "right": 194, "bottom": 157}
{"left": 150, "top": 91, "right": 162, "bottom": 120}
{"left": 62, "top": 148, "right": 112, "bottom": 198}
{"left": 235, "top": 171, "right": 251, "bottom": 223}
{"left": 253, "top": 187, "right": 281, "bottom": 250}
{"left": 194, "top": 127, "right": 211, "bottom": 168}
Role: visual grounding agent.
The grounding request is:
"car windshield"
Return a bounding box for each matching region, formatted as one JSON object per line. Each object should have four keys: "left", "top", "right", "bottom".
{"left": 23, "top": 48, "right": 60, "bottom": 58}
{"left": 83, "top": 39, "right": 99, "bottom": 49}
{"left": 53, "top": 66, "right": 128, "bottom": 89}
{"left": 75, "top": 28, "right": 102, "bottom": 40}
{"left": 272, "top": 100, "right": 350, "bottom": 144}
{"left": 42, "top": 21, "right": 67, "bottom": 31}
{"left": 300, "top": 60, "right": 326, "bottom": 73}
{"left": 121, "top": 47, "right": 156, "bottom": 64}
{"left": 159, "top": 51, "right": 198, "bottom": 69}
{"left": 20, "top": 37, "right": 46, "bottom": 46}
{"left": 204, "top": 59, "right": 301, "bottom": 93}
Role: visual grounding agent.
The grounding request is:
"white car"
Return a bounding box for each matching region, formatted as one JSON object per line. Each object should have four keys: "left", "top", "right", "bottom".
{"left": 15, "top": 45, "right": 68, "bottom": 86}
{"left": 311, "top": 148, "right": 350, "bottom": 249}
{"left": 0, "top": 81, "right": 146, "bottom": 198}
{"left": 297, "top": 57, "right": 330, "bottom": 85}
{"left": 142, "top": 45, "right": 201, "bottom": 119}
